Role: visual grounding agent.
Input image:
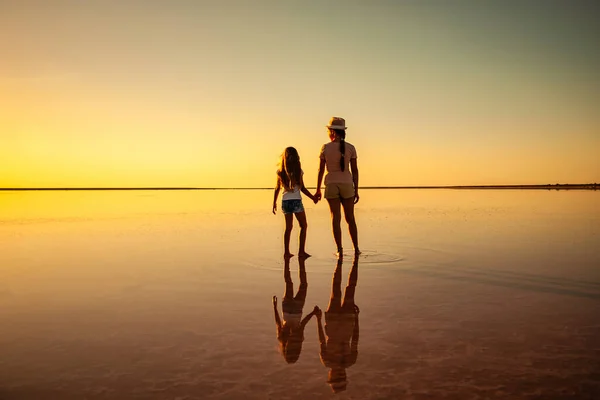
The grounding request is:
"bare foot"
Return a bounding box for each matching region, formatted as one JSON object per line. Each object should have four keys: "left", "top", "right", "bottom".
{"left": 298, "top": 252, "right": 311, "bottom": 258}
{"left": 354, "top": 248, "right": 362, "bottom": 255}
{"left": 284, "top": 252, "right": 295, "bottom": 258}
{"left": 336, "top": 248, "right": 343, "bottom": 258}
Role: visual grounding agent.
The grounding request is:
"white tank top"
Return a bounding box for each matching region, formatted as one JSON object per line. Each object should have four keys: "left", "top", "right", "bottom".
{"left": 282, "top": 185, "right": 302, "bottom": 201}
{"left": 282, "top": 170, "right": 303, "bottom": 201}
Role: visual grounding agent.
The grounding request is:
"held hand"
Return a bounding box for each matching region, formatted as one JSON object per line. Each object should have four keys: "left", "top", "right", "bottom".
{"left": 313, "top": 305, "right": 322, "bottom": 318}
{"left": 314, "top": 190, "right": 322, "bottom": 202}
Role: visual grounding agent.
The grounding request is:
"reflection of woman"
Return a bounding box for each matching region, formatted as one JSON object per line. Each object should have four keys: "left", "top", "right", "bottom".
{"left": 316, "top": 256, "right": 360, "bottom": 393}
{"left": 315, "top": 117, "right": 360, "bottom": 256}
{"left": 273, "top": 256, "right": 320, "bottom": 363}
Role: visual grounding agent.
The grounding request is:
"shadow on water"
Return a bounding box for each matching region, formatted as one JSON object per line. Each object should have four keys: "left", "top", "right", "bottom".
{"left": 317, "top": 255, "right": 360, "bottom": 393}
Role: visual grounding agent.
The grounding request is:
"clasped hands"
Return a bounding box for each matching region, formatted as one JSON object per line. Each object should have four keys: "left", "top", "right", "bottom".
{"left": 312, "top": 190, "right": 322, "bottom": 204}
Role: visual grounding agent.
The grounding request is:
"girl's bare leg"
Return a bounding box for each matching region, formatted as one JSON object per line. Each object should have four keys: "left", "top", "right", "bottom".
{"left": 295, "top": 257, "right": 308, "bottom": 310}
{"left": 327, "top": 198, "right": 343, "bottom": 255}
{"left": 284, "top": 213, "right": 294, "bottom": 258}
{"left": 294, "top": 211, "right": 310, "bottom": 258}
{"left": 284, "top": 256, "right": 294, "bottom": 300}
{"left": 341, "top": 197, "right": 360, "bottom": 254}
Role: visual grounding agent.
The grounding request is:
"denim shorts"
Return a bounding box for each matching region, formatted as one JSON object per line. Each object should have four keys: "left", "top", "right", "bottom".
{"left": 282, "top": 199, "right": 305, "bottom": 214}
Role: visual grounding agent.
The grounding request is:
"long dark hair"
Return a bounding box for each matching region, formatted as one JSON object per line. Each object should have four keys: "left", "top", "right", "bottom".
{"left": 277, "top": 147, "right": 302, "bottom": 191}
{"left": 330, "top": 129, "right": 347, "bottom": 171}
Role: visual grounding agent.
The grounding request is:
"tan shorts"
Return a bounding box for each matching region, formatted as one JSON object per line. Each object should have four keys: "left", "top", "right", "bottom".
{"left": 324, "top": 183, "right": 355, "bottom": 200}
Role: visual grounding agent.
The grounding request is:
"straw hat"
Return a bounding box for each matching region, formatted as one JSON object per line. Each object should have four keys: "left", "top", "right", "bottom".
{"left": 327, "top": 368, "right": 348, "bottom": 392}
{"left": 329, "top": 381, "right": 348, "bottom": 393}
{"left": 326, "top": 117, "right": 347, "bottom": 130}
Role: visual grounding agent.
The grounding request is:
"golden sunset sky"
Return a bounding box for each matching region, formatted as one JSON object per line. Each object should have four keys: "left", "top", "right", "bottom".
{"left": 1, "top": 0, "right": 599, "bottom": 188}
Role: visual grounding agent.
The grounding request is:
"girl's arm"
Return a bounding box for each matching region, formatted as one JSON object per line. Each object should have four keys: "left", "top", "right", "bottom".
{"left": 350, "top": 158, "right": 359, "bottom": 204}
{"left": 273, "top": 180, "right": 281, "bottom": 214}
{"left": 299, "top": 175, "right": 316, "bottom": 203}
{"left": 315, "top": 158, "right": 326, "bottom": 200}
{"left": 299, "top": 305, "right": 320, "bottom": 329}
{"left": 299, "top": 311, "right": 314, "bottom": 328}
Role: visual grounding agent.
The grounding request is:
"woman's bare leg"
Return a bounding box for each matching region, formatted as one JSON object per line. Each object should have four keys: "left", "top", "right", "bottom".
{"left": 342, "top": 255, "right": 359, "bottom": 312}
{"left": 341, "top": 197, "right": 360, "bottom": 254}
{"left": 327, "top": 258, "right": 344, "bottom": 312}
{"left": 284, "top": 213, "right": 294, "bottom": 258}
{"left": 327, "top": 198, "right": 343, "bottom": 255}
{"left": 294, "top": 211, "right": 310, "bottom": 258}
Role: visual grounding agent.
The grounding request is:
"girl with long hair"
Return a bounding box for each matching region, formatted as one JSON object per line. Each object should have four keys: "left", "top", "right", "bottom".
{"left": 273, "top": 147, "right": 317, "bottom": 258}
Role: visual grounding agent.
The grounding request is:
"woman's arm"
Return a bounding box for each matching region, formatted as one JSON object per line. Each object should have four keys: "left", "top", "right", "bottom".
{"left": 350, "top": 158, "right": 359, "bottom": 204}
{"left": 273, "top": 180, "right": 281, "bottom": 214}
{"left": 315, "top": 158, "right": 326, "bottom": 200}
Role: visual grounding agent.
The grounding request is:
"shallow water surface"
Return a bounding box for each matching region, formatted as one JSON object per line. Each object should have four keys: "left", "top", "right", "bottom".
{"left": 0, "top": 190, "right": 599, "bottom": 399}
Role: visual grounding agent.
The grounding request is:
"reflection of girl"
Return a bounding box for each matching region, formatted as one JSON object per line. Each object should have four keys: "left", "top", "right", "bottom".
{"left": 273, "top": 147, "right": 317, "bottom": 258}
{"left": 316, "top": 256, "right": 360, "bottom": 393}
{"left": 273, "top": 257, "right": 320, "bottom": 363}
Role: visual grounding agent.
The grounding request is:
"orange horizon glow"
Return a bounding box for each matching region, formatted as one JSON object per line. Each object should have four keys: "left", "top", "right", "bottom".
{"left": 2, "top": 1, "right": 599, "bottom": 188}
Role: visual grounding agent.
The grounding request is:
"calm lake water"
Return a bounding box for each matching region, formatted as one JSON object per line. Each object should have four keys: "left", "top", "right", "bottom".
{"left": 0, "top": 189, "right": 599, "bottom": 399}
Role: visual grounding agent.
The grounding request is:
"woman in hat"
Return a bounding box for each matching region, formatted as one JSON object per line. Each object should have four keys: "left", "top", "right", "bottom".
{"left": 315, "top": 117, "right": 360, "bottom": 256}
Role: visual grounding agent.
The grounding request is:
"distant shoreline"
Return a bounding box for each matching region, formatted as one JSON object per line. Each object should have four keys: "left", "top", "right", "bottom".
{"left": 1, "top": 184, "right": 598, "bottom": 191}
